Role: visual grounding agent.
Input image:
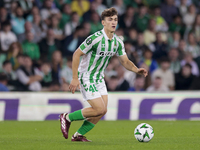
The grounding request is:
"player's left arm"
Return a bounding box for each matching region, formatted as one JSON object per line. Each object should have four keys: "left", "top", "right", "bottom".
{"left": 118, "top": 54, "right": 148, "bottom": 77}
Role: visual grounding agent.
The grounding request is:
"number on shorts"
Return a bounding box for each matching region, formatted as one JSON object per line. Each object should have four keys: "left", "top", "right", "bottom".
{"left": 89, "top": 84, "right": 98, "bottom": 92}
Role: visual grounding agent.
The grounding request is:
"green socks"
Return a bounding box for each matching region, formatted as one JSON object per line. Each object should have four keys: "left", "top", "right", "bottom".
{"left": 68, "top": 110, "right": 85, "bottom": 122}
{"left": 77, "top": 120, "right": 95, "bottom": 135}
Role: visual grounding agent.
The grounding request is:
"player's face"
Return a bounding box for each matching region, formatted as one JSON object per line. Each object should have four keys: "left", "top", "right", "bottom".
{"left": 102, "top": 15, "right": 118, "bottom": 33}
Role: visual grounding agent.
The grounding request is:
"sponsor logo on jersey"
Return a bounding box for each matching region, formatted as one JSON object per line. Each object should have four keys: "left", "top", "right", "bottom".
{"left": 99, "top": 51, "right": 115, "bottom": 56}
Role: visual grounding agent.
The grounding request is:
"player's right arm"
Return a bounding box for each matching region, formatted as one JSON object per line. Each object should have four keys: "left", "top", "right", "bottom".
{"left": 69, "top": 34, "right": 96, "bottom": 93}
{"left": 69, "top": 48, "right": 85, "bottom": 94}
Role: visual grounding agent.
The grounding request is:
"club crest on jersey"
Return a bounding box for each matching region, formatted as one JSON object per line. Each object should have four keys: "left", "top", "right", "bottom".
{"left": 86, "top": 38, "right": 92, "bottom": 45}
{"left": 99, "top": 51, "right": 115, "bottom": 56}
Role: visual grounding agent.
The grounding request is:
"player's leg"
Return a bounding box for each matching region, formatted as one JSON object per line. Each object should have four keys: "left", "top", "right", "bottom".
{"left": 71, "top": 96, "right": 106, "bottom": 142}
{"left": 71, "top": 95, "right": 108, "bottom": 142}
{"left": 60, "top": 96, "right": 106, "bottom": 140}
{"left": 87, "top": 95, "right": 108, "bottom": 124}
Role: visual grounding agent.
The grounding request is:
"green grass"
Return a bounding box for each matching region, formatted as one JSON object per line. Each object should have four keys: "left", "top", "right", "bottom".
{"left": 0, "top": 120, "right": 200, "bottom": 150}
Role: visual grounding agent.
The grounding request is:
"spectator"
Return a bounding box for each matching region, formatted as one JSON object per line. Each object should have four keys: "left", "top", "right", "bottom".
{"left": 192, "top": 14, "right": 200, "bottom": 44}
{"left": 189, "top": 76, "right": 200, "bottom": 90}
{"left": 119, "top": 6, "right": 135, "bottom": 34}
{"left": 0, "top": 21, "right": 17, "bottom": 52}
{"left": 179, "top": 0, "right": 188, "bottom": 16}
{"left": 112, "top": 0, "right": 125, "bottom": 16}
{"left": 22, "top": 32, "right": 40, "bottom": 61}
{"left": 0, "top": 73, "right": 9, "bottom": 91}
{"left": 18, "top": 21, "right": 39, "bottom": 43}
{"left": 175, "top": 63, "right": 195, "bottom": 90}
{"left": 62, "top": 26, "right": 84, "bottom": 56}
{"left": 107, "top": 75, "right": 119, "bottom": 91}
{"left": 7, "top": 42, "right": 23, "bottom": 70}
{"left": 169, "top": 15, "right": 185, "bottom": 37}
{"left": 10, "top": 1, "right": 18, "bottom": 18}
{"left": 71, "top": 0, "right": 90, "bottom": 17}
{"left": 11, "top": 7, "right": 25, "bottom": 35}
{"left": 147, "top": 76, "right": 169, "bottom": 92}
{"left": 181, "top": 52, "right": 199, "bottom": 76}
{"left": 64, "top": 12, "right": 80, "bottom": 36}
{"left": 82, "top": 22, "right": 91, "bottom": 38}
{"left": 161, "top": 0, "right": 179, "bottom": 24}
{"left": 54, "top": 0, "right": 69, "bottom": 10}
{"left": 51, "top": 50, "right": 62, "bottom": 83}
{"left": 168, "top": 31, "right": 181, "bottom": 48}
{"left": 104, "top": 58, "right": 117, "bottom": 79}
{"left": 183, "top": 4, "right": 196, "bottom": 28}
{"left": 0, "top": 7, "right": 9, "bottom": 23}
{"left": 134, "top": 33, "right": 148, "bottom": 60}
{"left": 40, "top": 62, "right": 52, "bottom": 88}
{"left": 140, "top": 48, "right": 158, "bottom": 73}
{"left": 127, "top": 28, "right": 137, "bottom": 45}
{"left": 17, "top": 54, "right": 25, "bottom": 67}
{"left": 49, "top": 81, "right": 60, "bottom": 91}
{"left": 168, "top": 48, "right": 181, "bottom": 73}
{"left": 124, "top": 41, "right": 137, "bottom": 65}
{"left": 95, "top": 0, "right": 107, "bottom": 16}
{"left": 40, "top": 0, "right": 60, "bottom": 21}
{"left": 39, "top": 28, "right": 61, "bottom": 61}
{"left": 1, "top": 60, "right": 19, "bottom": 90}
{"left": 89, "top": 11, "right": 103, "bottom": 34}
{"left": 139, "top": 62, "right": 151, "bottom": 90}
{"left": 82, "top": 1, "right": 97, "bottom": 22}
{"left": 177, "top": 39, "right": 187, "bottom": 60}
{"left": 123, "top": 0, "right": 143, "bottom": 8}
{"left": 152, "top": 6, "right": 168, "bottom": 32}
{"left": 49, "top": 14, "right": 63, "bottom": 40}
{"left": 32, "top": 14, "right": 44, "bottom": 42}
{"left": 128, "top": 75, "right": 145, "bottom": 91}
{"left": 61, "top": 56, "right": 73, "bottom": 84}
{"left": 186, "top": 33, "right": 200, "bottom": 58}
{"left": 135, "top": 4, "right": 149, "bottom": 32}
{"left": 26, "top": 6, "right": 40, "bottom": 22}
{"left": 16, "top": 55, "right": 43, "bottom": 91}
{"left": 143, "top": 19, "right": 156, "bottom": 45}
{"left": 59, "top": 3, "right": 72, "bottom": 30}
{"left": 152, "top": 57, "right": 175, "bottom": 90}
{"left": 18, "top": 0, "right": 34, "bottom": 14}
{"left": 151, "top": 32, "right": 168, "bottom": 61}
{"left": 115, "top": 27, "right": 125, "bottom": 38}
{"left": 115, "top": 65, "right": 130, "bottom": 91}
{"left": 61, "top": 82, "right": 70, "bottom": 91}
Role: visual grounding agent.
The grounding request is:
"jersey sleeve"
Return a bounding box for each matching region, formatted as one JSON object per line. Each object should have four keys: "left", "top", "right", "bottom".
{"left": 79, "top": 36, "right": 94, "bottom": 54}
{"left": 116, "top": 40, "right": 126, "bottom": 56}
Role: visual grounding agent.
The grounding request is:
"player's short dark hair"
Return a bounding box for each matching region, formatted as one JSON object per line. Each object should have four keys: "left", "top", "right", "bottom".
{"left": 101, "top": 7, "right": 118, "bottom": 20}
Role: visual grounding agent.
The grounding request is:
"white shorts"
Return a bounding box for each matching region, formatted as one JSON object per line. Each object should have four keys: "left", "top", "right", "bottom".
{"left": 79, "top": 78, "right": 108, "bottom": 101}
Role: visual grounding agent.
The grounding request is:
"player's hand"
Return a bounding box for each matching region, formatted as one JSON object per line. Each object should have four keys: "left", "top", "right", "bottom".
{"left": 137, "top": 68, "right": 148, "bottom": 77}
{"left": 69, "top": 78, "right": 80, "bottom": 94}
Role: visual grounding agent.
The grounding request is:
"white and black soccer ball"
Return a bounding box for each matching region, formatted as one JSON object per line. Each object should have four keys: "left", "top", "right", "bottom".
{"left": 134, "top": 123, "right": 154, "bottom": 142}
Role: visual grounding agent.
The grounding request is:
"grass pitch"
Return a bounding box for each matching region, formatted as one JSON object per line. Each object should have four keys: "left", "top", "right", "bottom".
{"left": 0, "top": 120, "right": 199, "bottom": 150}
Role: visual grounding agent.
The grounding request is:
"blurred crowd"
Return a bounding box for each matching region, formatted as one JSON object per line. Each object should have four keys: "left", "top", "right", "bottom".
{"left": 0, "top": 0, "right": 200, "bottom": 92}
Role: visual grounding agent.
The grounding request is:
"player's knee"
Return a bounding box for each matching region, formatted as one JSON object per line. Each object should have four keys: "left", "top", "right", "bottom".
{"left": 96, "top": 108, "right": 106, "bottom": 116}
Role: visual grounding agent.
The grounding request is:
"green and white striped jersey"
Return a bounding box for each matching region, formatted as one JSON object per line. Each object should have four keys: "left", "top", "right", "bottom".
{"left": 78, "top": 28, "right": 126, "bottom": 83}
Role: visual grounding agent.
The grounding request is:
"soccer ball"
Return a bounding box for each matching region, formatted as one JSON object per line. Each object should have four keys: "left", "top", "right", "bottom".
{"left": 134, "top": 123, "right": 154, "bottom": 142}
